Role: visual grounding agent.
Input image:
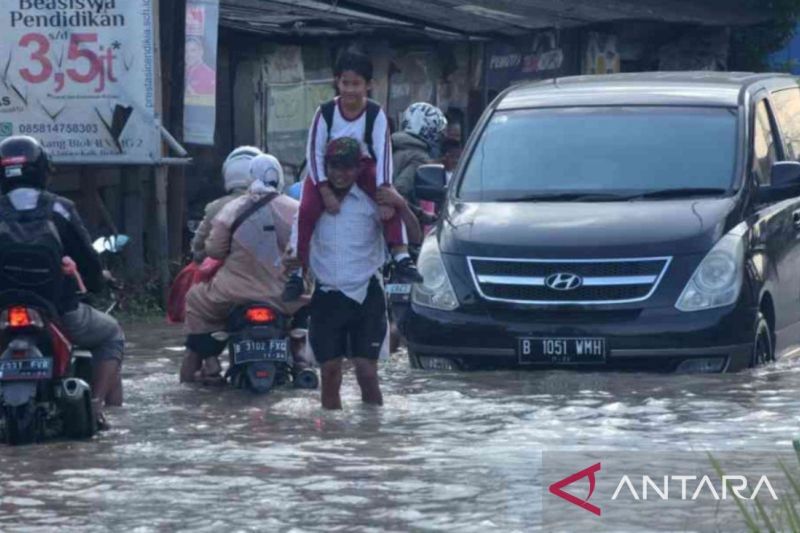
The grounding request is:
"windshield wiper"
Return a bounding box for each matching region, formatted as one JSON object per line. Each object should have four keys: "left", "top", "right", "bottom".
{"left": 494, "top": 192, "right": 628, "bottom": 202}
{"left": 624, "top": 187, "right": 728, "bottom": 200}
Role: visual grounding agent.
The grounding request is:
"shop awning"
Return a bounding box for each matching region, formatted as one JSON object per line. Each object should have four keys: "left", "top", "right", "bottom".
{"left": 221, "top": 0, "right": 769, "bottom": 39}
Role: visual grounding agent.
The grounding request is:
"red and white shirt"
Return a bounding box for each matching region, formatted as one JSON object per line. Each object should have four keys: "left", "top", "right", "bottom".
{"left": 306, "top": 97, "right": 393, "bottom": 187}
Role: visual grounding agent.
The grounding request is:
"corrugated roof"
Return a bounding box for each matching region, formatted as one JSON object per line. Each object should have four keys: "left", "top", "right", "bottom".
{"left": 221, "top": 0, "right": 770, "bottom": 39}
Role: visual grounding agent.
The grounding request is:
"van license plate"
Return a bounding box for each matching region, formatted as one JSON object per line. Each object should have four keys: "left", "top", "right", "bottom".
{"left": 231, "top": 339, "right": 288, "bottom": 364}
{"left": 518, "top": 337, "right": 606, "bottom": 364}
{"left": 0, "top": 358, "right": 53, "bottom": 380}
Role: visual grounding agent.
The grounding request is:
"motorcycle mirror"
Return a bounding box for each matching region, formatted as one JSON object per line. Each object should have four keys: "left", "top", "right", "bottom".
{"left": 92, "top": 235, "right": 130, "bottom": 254}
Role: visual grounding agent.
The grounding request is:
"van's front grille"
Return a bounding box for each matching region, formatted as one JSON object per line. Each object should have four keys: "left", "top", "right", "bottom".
{"left": 468, "top": 257, "right": 671, "bottom": 305}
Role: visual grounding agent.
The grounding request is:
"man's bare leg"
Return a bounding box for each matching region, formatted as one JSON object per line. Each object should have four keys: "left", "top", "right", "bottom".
{"left": 105, "top": 367, "right": 123, "bottom": 406}
{"left": 179, "top": 349, "right": 202, "bottom": 383}
{"left": 92, "top": 359, "right": 120, "bottom": 403}
{"left": 321, "top": 359, "right": 344, "bottom": 410}
{"left": 354, "top": 358, "right": 383, "bottom": 406}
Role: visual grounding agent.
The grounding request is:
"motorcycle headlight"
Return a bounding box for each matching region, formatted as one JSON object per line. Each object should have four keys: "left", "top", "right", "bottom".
{"left": 676, "top": 224, "right": 746, "bottom": 312}
{"left": 411, "top": 236, "right": 459, "bottom": 311}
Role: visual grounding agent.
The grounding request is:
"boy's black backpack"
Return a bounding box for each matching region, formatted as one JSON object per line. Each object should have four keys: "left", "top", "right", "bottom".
{"left": 320, "top": 98, "right": 382, "bottom": 160}
{"left": 0, "top": 192, "right": 65, "bottom": 310}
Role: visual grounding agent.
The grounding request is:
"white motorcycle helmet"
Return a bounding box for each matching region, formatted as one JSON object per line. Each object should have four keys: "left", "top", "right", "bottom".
{"left": 249, "top": 154, "right": 285, "bottom": 193}
{"left": 400, "top": 103, "right": 448, "bottom": 149}
{"left": 222, "top": 145, "right": 262, "bottom": 192}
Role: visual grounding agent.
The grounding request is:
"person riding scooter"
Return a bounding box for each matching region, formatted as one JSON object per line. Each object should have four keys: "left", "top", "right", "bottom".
{"left": 180, "top": 153, "right": 310, "bottom": 384}
{"left": 392, "top": 102, "right": 448, "bottom": 226}
{"left": 191, "top": 146, "right": 262, "bottom": 263}
{"left": 0, "top": 136, "right": 125, "bottom": 428}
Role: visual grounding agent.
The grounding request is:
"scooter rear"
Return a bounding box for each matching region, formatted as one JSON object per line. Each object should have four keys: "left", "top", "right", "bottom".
{"left": 226, "top": 303, "right": 318, "bottom": 394}
{"left": 0, "top": 298, "right": 96, "bottom": 444}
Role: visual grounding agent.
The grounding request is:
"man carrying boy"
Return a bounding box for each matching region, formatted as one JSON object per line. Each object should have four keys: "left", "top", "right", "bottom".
{"left": 283, "top": 50, "right": 421, "bottom": 302}
{"left": 289, "top": 137, "right": 420, "bottom": 410}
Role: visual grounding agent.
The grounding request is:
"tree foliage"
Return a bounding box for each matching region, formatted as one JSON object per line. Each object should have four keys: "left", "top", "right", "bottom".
{"left": 730, "top": 0, "right": 800, "bottom": 70}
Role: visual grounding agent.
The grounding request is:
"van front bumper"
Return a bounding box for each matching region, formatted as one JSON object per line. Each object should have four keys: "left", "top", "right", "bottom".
{"left": 404, "top": 303, "right": 757, "bottom": 372}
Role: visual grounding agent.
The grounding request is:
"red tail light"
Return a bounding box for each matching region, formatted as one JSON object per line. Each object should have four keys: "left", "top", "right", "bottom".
{"left": 246, "top": 307, "right": 276, "bottom": 324}
{"left": 9, "top": 307, "right": 32, "bottom": 328}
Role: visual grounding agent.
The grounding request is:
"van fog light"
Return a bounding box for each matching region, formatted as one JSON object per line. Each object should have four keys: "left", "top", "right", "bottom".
{"left": 675, "top": 357, "right": 726, "bottom": 373}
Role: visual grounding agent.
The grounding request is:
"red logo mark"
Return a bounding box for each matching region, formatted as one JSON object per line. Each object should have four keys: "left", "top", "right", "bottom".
{"left": 549, "top": 462, "right": 602, "bottom": 516}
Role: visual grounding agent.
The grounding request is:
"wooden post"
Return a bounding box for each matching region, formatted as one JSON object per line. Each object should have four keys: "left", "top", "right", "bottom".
{"left": 154, "top": 165, "right": 171, "bottom": 302}
{"left": 152, "top": 0, "right": 171, "bottom": 303}
{"left": 123, "top": 169, "right": 146, "bottom": 281}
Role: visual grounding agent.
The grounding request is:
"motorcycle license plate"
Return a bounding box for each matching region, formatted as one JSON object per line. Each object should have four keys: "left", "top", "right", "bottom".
{"left": 386, "top": 283, "right": 411, "bottom": 303}
{"left": 385, "top": 283, "right": 412, "bottom": 295}
{"left": 231, "top": 339, "right": 288, "bottom": 364}
{"left": 0, "top": 358, "right": 53, "bottom": 381}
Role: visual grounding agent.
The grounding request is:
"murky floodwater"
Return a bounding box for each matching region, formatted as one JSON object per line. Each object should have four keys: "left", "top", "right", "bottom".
{"left": 1, "top": 319, "right": 800, "bottom": 532}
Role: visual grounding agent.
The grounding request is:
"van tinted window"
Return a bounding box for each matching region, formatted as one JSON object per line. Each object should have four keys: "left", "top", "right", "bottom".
{"left": 771, "top": 87, "right": 800, "bottom": 160}
{"left": 459, "top": 107, "right": 738, "bottom": 201}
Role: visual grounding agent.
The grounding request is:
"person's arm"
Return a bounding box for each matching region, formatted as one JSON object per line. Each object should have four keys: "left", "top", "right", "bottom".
{"left": 394, "top": 152, "right": 429, "bottom": 201}
{"left": 191, "top": 200, "right": 217, "bottom": 262}
{"left": 307, "top": 107, "right": 328, "bottom": 185}
{"left": 55, "top": 202, "right": 105, "bottom": 293}
{"left": 372, "top": 109, "right": 393, "bottom": 186}
{"left": 375, "top": 185, "right": 422, "bottom": 245}
{"left": 204, "top": 199, "right": 239, "bottom": 260}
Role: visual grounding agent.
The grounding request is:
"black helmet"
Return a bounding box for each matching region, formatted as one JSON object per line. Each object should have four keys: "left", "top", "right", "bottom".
{"left": 0, "top": 136, "right": 51, "bottom": 193}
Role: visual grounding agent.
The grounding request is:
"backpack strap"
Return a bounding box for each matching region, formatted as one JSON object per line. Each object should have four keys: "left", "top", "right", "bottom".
{"left": 363, "top": 99, "right": 381, "bottom": 160}
{"left": 320, "top": 100, "right": 337, "bottom": 139}
{"left": 230, "top": 192, "right": 278, "bottom": 236}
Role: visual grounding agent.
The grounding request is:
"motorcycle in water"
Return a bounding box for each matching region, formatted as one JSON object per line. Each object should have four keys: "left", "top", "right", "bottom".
{"left": 0, "top": 235, "right": 127, "bottom": 445}
{"left": 224, "top": 302, "right": 318, "bottom": 394}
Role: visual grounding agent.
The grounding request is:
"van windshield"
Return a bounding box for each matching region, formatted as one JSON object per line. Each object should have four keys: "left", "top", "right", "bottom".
{"left": 458, "top": 106, "right": 739, "bottom": 202}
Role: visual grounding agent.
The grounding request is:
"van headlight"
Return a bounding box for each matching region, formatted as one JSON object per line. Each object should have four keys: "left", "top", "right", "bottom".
{"left": 675, "top": 225, "right": 746, "bottom": 312}
{"left": 411, "top": 236, "right": 459, "bottom": 311}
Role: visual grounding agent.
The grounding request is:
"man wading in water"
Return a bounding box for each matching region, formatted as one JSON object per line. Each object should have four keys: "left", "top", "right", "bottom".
{"left": 286, "top": 137, "right": 420, "bottom": 409}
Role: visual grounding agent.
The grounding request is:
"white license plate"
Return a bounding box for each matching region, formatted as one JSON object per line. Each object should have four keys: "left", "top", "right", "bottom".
{"left": 518, "top": 337, "right": 607, "bottom": 364}
{"left": 385, "top": 283, "right": 412, "bottom": 295}
{"left": 0, "top": 358, "right": 53, "bottom": 380}
{"left": 231, "top": 339, "right": 288, "bottom": 364}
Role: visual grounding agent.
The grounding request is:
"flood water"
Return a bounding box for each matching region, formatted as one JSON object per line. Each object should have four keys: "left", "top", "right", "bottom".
{"left": 1, "top": 319, "right": 799, "bottom": 532}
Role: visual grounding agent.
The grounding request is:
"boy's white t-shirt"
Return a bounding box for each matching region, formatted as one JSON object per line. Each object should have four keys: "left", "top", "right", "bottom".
{"left": 306, "top": 97, "right": 393, "bottom": 187}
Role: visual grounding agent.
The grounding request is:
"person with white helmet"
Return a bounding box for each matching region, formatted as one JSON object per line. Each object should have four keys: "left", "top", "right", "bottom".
{"left": 392, "top": 102, "right": 447, "bottom": 207}
{"left": 180, "top": 153, "right": 309, "bottom": 383}
{"left": 190, "top": 146, "right": 262, "bottom": 263}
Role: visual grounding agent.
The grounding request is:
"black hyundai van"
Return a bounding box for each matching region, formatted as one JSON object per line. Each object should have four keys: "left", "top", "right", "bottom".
{"left": 405, "top": 72, "right": 800, "bottom": 373}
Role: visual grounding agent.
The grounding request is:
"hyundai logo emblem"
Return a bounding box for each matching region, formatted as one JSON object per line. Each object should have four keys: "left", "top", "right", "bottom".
{"left": 545, "top": 273, "right": 583, "bottom": 291}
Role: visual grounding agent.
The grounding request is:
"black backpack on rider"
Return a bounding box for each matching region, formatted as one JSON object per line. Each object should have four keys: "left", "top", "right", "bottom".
{"left": 0, "top": 192, "right": 65, "bottom": 313}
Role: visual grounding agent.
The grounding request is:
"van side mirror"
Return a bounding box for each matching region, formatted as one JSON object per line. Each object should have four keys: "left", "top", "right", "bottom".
{"left": 415, "top": 164, "right": 447, "bottom": 203}
{"left": 758, "top": 162, "right": 800, "bottom": 204}
{"left": 772, "top": 161, "right": 800, "bottom": 187}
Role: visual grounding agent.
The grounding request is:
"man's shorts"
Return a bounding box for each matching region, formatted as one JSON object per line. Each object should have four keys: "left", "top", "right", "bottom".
{"left": 309, "top": 276, "right": 387, "bottom": 365}
{"left": 61, "top": 303, "right": 125, "bottom": 363}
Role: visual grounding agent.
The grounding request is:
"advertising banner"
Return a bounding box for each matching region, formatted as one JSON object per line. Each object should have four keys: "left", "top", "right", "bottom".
{"left": 183, "top": 0, "right": 219, "bottom": 145}
{"left": 0, "top": 1, "right": 162, "bottom": 164}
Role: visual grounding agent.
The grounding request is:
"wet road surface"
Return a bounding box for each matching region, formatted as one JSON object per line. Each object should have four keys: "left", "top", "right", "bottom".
{"left": 1, "top": 319, "right": 799, "bottom": 532}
